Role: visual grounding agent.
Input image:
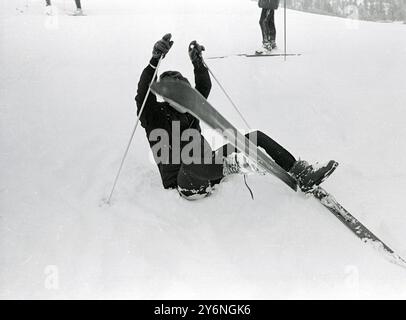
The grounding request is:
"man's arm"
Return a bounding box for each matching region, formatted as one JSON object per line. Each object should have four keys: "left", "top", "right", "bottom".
{"left": 135, "top": 34, "right": 174, "bottom": 125}
{"left": 194, "top": 63, "right": 211, "bottom": 99}
{"left": 135, "top": 57, "right": 159, "bottom": 119}
{"left": 189, "top": 40, "right": 211, "bottom": 99}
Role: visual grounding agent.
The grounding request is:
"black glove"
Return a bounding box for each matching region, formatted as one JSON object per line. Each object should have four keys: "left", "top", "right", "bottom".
{"left": 152, "top": 33, "right": 174, "bottom": 59}
{"left": 188, "top": 40, "right": 205, "bottom": 68}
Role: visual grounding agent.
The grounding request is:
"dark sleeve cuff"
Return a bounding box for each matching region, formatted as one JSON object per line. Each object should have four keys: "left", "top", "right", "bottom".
{"left": 149, "top": 57, "right": 160, "bottom": 68}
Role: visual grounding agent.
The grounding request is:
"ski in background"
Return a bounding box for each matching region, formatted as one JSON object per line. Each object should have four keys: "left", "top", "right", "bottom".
{"left": 67, "top": 12, "right": 86, "bottom": 16}
{"left": 207, "top": 53, "right": 301, "bottom": 60}
{"left": 151, "top": 79, "right": 406, "bottom": 270}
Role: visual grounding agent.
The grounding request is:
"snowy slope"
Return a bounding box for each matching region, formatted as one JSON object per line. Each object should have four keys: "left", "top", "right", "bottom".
{"left": 1, "top": 0, "right": 406, "bottom": 299}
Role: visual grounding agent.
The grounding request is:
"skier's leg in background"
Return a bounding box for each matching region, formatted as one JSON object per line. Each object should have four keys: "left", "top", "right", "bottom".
{"left": 71, "top": 0, "right": 83, "bottom": 15}
{"left": 217, "top": 130, "right": 296, "bottom": 172}
{"left": 45, "top": 0, "right": 53, "bottom": 15}
{"left": 261, "top": 9, "right": 276, "bottom": 48}
{"left": 259, "top": 9, "right": 269, "bottom": 45}
{"left": 268, "top": 9, "right": 277, "bottom": 46}
{"left": 263, "top": 10, "right": 273, "bottom": 44}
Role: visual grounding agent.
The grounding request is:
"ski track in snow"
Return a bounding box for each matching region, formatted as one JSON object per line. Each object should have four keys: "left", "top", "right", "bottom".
{"left": 1, "top": 0, "right": 406, "bottom": 299}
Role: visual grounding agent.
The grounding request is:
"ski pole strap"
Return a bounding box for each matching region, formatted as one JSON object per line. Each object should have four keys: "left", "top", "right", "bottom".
{"left": 244, "top": 175, "right": 254, "bottom": 200}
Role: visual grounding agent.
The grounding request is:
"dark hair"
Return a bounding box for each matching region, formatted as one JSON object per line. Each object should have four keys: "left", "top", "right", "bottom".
{"left": 159, "top": 71, "right": 191, "bottom": 86}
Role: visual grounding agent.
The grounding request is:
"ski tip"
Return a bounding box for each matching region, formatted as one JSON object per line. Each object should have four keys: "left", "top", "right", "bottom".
{"left": 386, "top": 253, "right": 406, "bottom": 270}
{"left": 150, "top": 81, "right": 170, "bottom": 98}
{"left": 151, "top": 79, "right": 189, "bottom": 97}
{"left": 364, "top": 238, "right": 406, "bottom": 270}
{"left": 390, "top": 254, "right": 406, "bottom": 270}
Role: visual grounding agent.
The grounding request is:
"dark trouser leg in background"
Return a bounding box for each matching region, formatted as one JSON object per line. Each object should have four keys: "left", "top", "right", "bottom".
{"left": 259, "top": 9, "right": 276, "bottom": 44}
{"left": 259, "top": 9, "right": 269, "bottom": 44}
{"left": 75, "top": 0, "right": 81, "bottom": 9}
{"left": 177, "top": 131, "right": 297, "bottom": 199}
{"left": 268, "top": 9, "right": 276, "bottom": 42}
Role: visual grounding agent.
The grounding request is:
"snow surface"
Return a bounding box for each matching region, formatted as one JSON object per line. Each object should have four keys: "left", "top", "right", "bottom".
{"left": 1, "top": 0, "right": 406, "bottom": 299}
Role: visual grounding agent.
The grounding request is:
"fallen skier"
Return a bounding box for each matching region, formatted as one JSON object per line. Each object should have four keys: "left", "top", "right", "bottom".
{"left": 135, "top": 34, "right": 337, "bottom": 200}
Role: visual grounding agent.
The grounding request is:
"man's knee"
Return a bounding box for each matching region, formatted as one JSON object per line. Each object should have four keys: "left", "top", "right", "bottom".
{"left": 177, "top": 186, "right": 211, "bottom": 201}
{"left": 177, "top": 167, "right": 212, "bottom": 201}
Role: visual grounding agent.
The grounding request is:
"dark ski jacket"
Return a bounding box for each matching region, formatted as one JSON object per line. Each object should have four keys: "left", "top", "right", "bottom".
{"left": 135, "top": 57, "right": 212, "bottom": 189}
{"left": 258, "top": 0, "right": 280, "bottom": 10}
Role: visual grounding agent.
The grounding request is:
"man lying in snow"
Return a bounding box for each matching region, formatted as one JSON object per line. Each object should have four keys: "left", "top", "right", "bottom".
{"left": 135, "top": 34, "right": 337, "bottom": 200}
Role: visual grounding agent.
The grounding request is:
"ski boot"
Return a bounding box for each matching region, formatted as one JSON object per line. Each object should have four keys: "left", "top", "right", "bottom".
{"left": 289, "top": 160, "right": 338, "bottom": 193}
{"left": 45, "top": 5, "right": 53, "bottom": 16}
{"left": 223, "top": 152, "right": 266, "bottom": 176}
{"left": 255, "top": 42, "right": 272, "bottom": 55}
{"left": 71, "top": 8, "right": 84, "bottom": 16}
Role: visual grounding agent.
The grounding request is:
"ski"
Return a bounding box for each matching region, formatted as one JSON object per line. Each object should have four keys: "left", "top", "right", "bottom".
{"left": 150, "top": 79, "right": 298, "bottom": 191}
{"left": 151, "top": 79, "right": 406, "bottom": 269}
{"left": 207, "top": 53, "right": 302, "bottom": 60}
{"left": 245, "top": 53, "right": 301, "bottom": 58}
{"left": 313, "top": 187, "right": 406, "bottom": 268}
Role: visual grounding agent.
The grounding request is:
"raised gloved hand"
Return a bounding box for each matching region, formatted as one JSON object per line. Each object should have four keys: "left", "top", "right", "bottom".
{"left": 152, "top": 33, "right": 174, "bottom": 59}
{"left": 188, "top": 40, "right": 206, "bottom": 68}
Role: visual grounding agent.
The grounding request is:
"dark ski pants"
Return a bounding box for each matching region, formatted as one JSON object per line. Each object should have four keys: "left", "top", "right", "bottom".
{"left": 259, "top": 9, "right": 276, "bottom": 44}
{"left": 177, "top": 130, "right": 296, "bottom": 200}
{"left": 46, "top": 0, "right": 81, "bottom": 9}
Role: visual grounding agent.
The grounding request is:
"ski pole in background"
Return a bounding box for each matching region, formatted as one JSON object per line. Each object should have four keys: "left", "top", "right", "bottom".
{"left": 203, "top": 61, "right": 254, "bottom": 198}
{"left": 204, "top": 62, "right": 251, "bottom": 130}
{"left": 284, "top": 0, "right": 287, "bottom": 61}
{"left": 106, "top": 55, "right": 164, "bottom": 205}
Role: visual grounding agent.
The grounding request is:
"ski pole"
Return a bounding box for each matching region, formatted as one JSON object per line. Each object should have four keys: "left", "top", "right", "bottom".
{"left": 284, "top": 0, "right": 287, "bottom": 61}
{"left": 204, "top": 62, "right": 251, "bottom": 130}
{"left": 106, "top": 55, "right": 163, "bottom": 204}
